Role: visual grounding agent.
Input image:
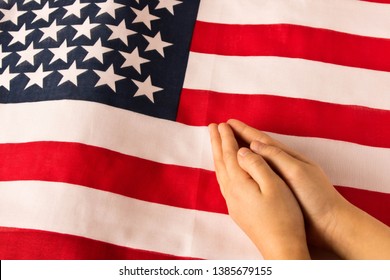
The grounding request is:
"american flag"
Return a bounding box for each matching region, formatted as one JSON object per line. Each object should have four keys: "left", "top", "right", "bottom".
{"left": 0, "top": 0, "right": 389, "bottom": 259}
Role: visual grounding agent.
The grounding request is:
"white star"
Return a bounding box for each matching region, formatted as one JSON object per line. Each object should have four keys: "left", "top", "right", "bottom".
{"left": 0, "top": 66, "right": 19, "bottom": 91}
{"left": 39, "top": 20, "right": 66, "bottom": 42}
{"left": 143, "top": 32, "right": 172, "bottom": 57}
{"left": 131, "top": 5, "right": 159, "bottom": 30}
{"left": 57, "top": 61, "right": 88, "bottom": 86}
{"left": 0, "top": 4, "right": 28, "bottom": 25}
{"left": 94, "top": 64, "right": 126, "bottom": 92}
{"left": 24, "top": 64, "right": 52, "bottom": 89}
{"left": 63, "top": 0, "right": 90, "bottom": 19}
{"left": 15, "top": 43, "right": 44, "bottom": 66}
{"left": 47, "top": 40, "right": 77, "bottom": 64}
{"left": 96, "top": 0, "right": 125, "bottom": 19}
{"left": 132, "top": 76, "right": 163, "bottom": 103}
{"left": 31, "top": 2, "right": 57, "bottom": 23}
{"left": 82, "top": 38, "right": 113, "bottom": 63}
{"left": 106, "top": 20, "right": 136, "bottom": 45}
{"left": 72, "top": 17, "right": 100, "bottom": 40}
{"left": 119, "top": 47, "right": 149, "bottom": 74}
{"left": 155, "top": 0, "right": 182, "bottom": 15}
{"left": 8, "top": 24, "right": 34, "bottom": 46}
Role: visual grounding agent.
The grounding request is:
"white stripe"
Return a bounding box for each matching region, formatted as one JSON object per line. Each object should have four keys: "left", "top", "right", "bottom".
{"left": 271, "top": 132, "right": 390, "bottom": 195}
{"left": 0, "top": 100, "right": 214, "bottom": 171}
{"left": 0, "top": 100, "right": 389, "bottom": 194}
{"left": 0, "top": 181, "right": 261, "bottom": 260}
{"left": 184, "top": 52, "right": 390, "bottom": 110}
{"left": 197, "top": 0, "right": 390, "bottom": 39}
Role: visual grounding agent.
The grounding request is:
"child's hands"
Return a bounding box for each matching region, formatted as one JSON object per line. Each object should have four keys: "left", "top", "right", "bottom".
{"left": 211, "top": 119, "right": 390, "bottom": 259}
{"left": 226, "top": 119, "right": 347, "bottom": 249}
{"left": 209, "top": 123, "right": 310, "bottom": 259}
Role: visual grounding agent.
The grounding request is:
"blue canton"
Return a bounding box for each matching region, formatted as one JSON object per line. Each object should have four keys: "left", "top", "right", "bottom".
{"left": 0, "top": 0, "right": 200, "bottom": 120}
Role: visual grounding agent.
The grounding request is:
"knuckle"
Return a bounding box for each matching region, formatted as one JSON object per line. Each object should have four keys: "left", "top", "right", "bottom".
{"left": 241, "top": 124, "right": 251, "bottom": 136}
{"left": 254, "top": 131, "right": 275, "bottom": 145}
{"left": 288, "top": 162, "right": 307, "bottom": 179}
{"left": 245, "top": 153, "right": 266, "bottom": 169}
{"left": 223, "top": 151, "right": 237, "bottom": 163}
{"left": 223, "top": 176, "right": 251, "bottom": 198}
{"left": 224, "top": 181, "right": 244, "bottom": 202}
{"left": 263, "top": 144, "right": 283, "bottom": 157}
{"left": 255, "top": 134, "right": 271, "bottom": 145}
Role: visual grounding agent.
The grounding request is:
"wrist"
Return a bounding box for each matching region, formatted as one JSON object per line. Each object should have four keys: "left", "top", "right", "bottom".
{"left": 325, "top": 200, "right": 363, "bottom": 258}
{"left": 257, "top": 236, "right": 311, "bottom": 260}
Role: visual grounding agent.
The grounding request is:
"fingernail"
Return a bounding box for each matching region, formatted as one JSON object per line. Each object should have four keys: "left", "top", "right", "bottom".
{"left": 238, "top": 147, "right": 251, "bottom": 157}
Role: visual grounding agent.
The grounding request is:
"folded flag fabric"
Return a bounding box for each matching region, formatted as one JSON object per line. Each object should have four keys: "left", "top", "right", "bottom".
{"left": 0, "top": 0, "right": 389, "bottom": 259}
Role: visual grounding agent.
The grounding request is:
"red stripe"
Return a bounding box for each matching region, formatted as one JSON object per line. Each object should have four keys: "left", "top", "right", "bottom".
{"left": 0, "top": 141, "right": 227, "bottom": 214}
{"left": 177, "top": 88, "right": 390, "bottom": 148}
{"left": 361, "top": 0, "right": 390, "bottom": 3}
{"left": 0, "top": 227, "right": 196, "bottom": 260}
{"left": 190, "top": 21, "right": 390, "bottom": 72}
{"left": 1, "top": 142, "right": 389, "bottom": 226}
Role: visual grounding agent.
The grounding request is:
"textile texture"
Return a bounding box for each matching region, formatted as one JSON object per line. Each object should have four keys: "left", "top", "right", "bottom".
{"left": 1, "top": 0, "right": 390, "bottom": 259}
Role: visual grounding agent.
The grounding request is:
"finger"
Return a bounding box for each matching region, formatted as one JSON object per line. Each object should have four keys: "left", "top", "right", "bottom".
{"left": 208, "top": 123, "right": 228, "bottom": 187}
{"left": 250, "top": 141, "right": 305, "bottom": 182}
{"left": 227, "top": 119, "right": 278, "bottom": 145}
{"left": 237, "top": 147, "right": 281, "bottom": 192}
{"left": 218, "top": 123, "right": 248, "bottom": 179}
{"left": 227, "top": 119, "right": 310, "bottom": 163}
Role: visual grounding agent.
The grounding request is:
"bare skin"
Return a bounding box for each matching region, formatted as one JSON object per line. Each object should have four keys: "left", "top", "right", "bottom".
{"left": 209, "top": 119, "right": 390, "bottom": 259}
{"left": 209, "top": 122, "right": 310, "bottom": 259}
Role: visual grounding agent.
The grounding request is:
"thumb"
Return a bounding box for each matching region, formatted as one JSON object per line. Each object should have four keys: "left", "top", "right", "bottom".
{"left": 237, "top": 147, "right": 280, "bottom": 190}
{"left": 250, "top": 141, "right": 305, "bottom": 180}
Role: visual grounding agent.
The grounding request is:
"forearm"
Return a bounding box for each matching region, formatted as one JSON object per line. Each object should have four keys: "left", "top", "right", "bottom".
{"left": 330, "top": 202, "right": 390, "bottom": 259}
